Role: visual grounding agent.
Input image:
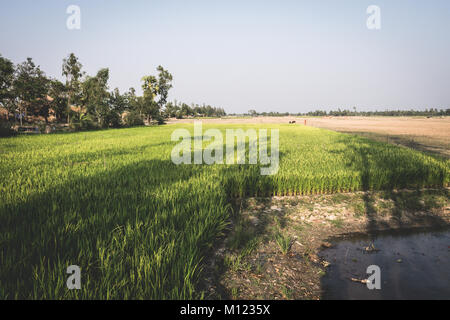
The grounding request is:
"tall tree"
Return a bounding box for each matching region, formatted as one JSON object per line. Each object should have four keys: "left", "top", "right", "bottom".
{"left": 140, "top": 74, "right": 159, "bottom": 123}
{"left": 14, "top": 58, "right": 48, "bottom": 125}
{"left": 156, "top": 66, "right": 173, "bottom": 110}
{"left": 164, "top": 101, "right": 180, "bottom": 118}
{"left": 141, "top": 66, "right": 173, "bottom": 124}
{"left": 124, "top": 87, "right": 142, "bottom": 115}
{"left": 62, "top": 53, "right": 83, "bottom": 124}
{"left": 122, "top": 88, "right": 145, "bottom": 126}
{"left": 0, "top": 55, "right": 16, "bottom": 120}
{"left": 48, "top": 79, "right": 68, "bottom": 122}
{"left": 107, "top": 88, "right": 126, "bottom": 127}
{"left": 81, "top": 68, "right": 110, "bottom": 126}
{"left": 109, "top": 88, "right": 127, "bottom": 114}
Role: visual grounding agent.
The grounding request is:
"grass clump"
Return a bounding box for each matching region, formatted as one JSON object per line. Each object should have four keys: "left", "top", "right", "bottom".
{"left": 274, "top": 232, "right": 293, "bottom": 255}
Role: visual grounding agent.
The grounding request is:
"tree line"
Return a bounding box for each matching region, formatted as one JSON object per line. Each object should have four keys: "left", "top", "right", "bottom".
{"left": 300, "top": 108, "right": 450, "bottom": 117}
{"left": 0, "top": 53, "right": 226, "bottom": 133}
{"left": 240, "top": 108, "right": 450, "bottom": 117}
{"left": 165, "top": 101, "right": 226, "bottom": 119}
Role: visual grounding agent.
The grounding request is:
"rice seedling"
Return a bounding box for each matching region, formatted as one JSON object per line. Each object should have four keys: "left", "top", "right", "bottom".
{"left": 274, "top": 232, "right": 293, "bottom": 255}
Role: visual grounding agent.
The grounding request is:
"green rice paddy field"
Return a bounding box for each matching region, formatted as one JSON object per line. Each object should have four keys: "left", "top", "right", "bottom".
{"left": 0, "top": 124, "right": 448, "bottom": 299}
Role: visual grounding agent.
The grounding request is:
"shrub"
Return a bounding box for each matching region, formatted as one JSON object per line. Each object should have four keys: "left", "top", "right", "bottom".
{"left": 70, "top": 114, "right": 98, "bottom": 131}
{"left": 123, "top": 111, "right": 144, "bottom": 127}
{"left": 103, "top": 111, "right": 122, "bottom": 128}
{"left": 0, "top": 121, "right": 16, "bottom": 137}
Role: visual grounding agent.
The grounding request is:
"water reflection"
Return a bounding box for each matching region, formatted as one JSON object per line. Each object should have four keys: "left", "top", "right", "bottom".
{"left": 320, "top": 228, "right": 450, "bottom": 300}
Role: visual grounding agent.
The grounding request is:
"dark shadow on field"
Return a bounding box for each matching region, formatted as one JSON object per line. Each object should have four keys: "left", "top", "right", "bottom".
{"left": 0, "top": 139, "right": 282, "bottom": 299}
{"left": 1, "top": 124, "right": 285, "bottom": 298}
{"left": 188, "top": 162, "right": 280, "bottom": 299}
{"left": 333, "top": 134, "right": 448, "bottom": 231}
{"left": 0, "top": 157, "right": 237, "bottom": 298}
{"left": 198, "top": 192, "right": 289, "bottom": 300}
{"left": 14, "top": 140, "right": 176, "bottom": 169}
{"left": 1, "top": 159, "right": 202, "bottom": 231}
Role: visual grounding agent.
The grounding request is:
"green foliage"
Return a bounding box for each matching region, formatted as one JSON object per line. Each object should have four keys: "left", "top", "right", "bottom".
{"left": 165, "top": 101, "right": 226, "bottom": 118}
{"left": 274, "top": 232, "right": 292, "bottom": 255}
{"left": 0, "top": 54, "right": 15, "bottom": 111}
{"left": 0, "top": 124, "right": 448, "bottom": 299}
{"left": 48, "top": 79, "right": 68, "bottom": 122}
{"left": 123, "top": 111, "right": 144, "bottom": 127}
{"left": 81, "top": 68, "right": 110, "bottom": 127}
{"left": 62, "top": 53, "right": 83, "bottom": 123}
{"left": 301, "top": 108, "right": 450, "bottom": 117}
{"left": 0, "top": 52, "right": 219, "bottom": 129}
{"left": 69, "top": 114, "right": 97, "bottom": 131}
{"left": 0, "top": 121, "right": 16, "bottom": 137}
{"left": 227, "top": 219, "right": 255, "bottom": 251}
{"left": 14, "top": 58, "right": 49, "bottom": 121}
{"left": 244, "top": 108, "right": 450, "bottom": 117}
{"left": 140, "top": 66, "right": 173, "bottom": 124}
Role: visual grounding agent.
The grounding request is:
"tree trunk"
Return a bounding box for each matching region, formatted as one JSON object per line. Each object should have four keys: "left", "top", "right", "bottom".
{"left": 67, "top": 94, "right": 71, "bottom": 124}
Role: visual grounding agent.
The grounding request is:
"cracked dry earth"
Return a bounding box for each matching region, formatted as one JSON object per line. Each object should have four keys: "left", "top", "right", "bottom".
{"left": 201, "top": 189, "right": 450, "bottom": 300}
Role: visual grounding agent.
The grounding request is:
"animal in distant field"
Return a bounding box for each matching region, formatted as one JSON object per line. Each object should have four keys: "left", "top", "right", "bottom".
{"left": 289, "top": 121, "right": 296, "bottom": 124}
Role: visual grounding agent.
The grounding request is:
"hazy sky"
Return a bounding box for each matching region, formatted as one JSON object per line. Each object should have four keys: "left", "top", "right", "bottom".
{"left": 1, "top": 0, "right": 449, "bottom": 113}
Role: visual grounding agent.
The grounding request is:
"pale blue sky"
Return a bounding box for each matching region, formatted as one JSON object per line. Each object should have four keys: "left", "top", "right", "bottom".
{"left": 1, "top": 0, "right": 449, "bottom": 113}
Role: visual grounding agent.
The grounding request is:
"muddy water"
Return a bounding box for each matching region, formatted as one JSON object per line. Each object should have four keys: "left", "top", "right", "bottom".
{"left": 320, "top": 228, "right": 450, "bottom": 300}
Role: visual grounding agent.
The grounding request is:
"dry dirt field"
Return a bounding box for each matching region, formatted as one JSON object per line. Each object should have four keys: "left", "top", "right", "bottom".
{"left": 169, "top": 116, "right": 450, "bottom": 158}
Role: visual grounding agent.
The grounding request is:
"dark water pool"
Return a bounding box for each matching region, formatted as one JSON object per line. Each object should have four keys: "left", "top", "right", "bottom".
{"left": 320, "top": 228, "right": 450, "bottom": 300}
